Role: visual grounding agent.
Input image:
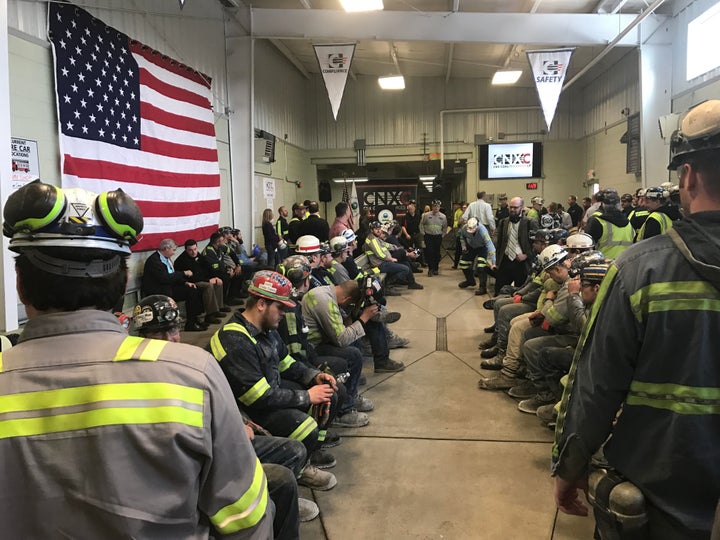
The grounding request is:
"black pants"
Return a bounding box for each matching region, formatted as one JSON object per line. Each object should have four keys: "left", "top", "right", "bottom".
{"left": 494, "top": 257, "right": 528, "bottom": 295}
{"left": 170, "top": 284, "right": 203, "bottom": 323}
{"left": 263, "top": 463, "right": 299, "bottom": 540}
{"left": 424, "top": 234, "right": 443, "bottom": 271}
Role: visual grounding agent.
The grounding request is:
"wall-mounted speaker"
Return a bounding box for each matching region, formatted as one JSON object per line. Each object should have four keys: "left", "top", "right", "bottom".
{"left": 318, "top": 182, "right": 332, "bottom": 202}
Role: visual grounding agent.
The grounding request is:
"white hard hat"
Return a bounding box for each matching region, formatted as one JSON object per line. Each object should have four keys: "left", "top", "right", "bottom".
{"left": 466, "top": 217, "right": 479, "bottom": 231}
{"left": 539, "top": 244, "right": 568, "bottom": 271}
{"left": 296, "top": 235, "right": 322, "bottom": 255}
{"left": 566, "top": 232, "right": 594, "bottom": 250}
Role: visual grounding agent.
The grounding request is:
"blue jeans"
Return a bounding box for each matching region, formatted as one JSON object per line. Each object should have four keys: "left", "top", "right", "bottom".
{"left": 496, "top": 302, "right": 534, "bottom": 351}
{"left": 362, "top": 320, "right": 390, "bottom": 367}
{"left": 253, "top": 435, "right": 307, "bottom": 477}
{"left": 378, "top": 260, "right": 414, "bottom": 285}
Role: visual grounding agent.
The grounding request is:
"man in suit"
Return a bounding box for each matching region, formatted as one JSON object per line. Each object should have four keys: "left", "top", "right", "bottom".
{"left": 298, "top": 201, "right": 330, "bottom": 242}
{"left": 493, "top": 197, "right": 538, "bottom": 295}
{"left": 141, "top": 238, "right": 208, "bottom": 331}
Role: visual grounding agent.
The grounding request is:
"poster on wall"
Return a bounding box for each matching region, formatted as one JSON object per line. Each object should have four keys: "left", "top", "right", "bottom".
{"left": 356, "top": 184, "right": 417, "bottom": 224}
{"left": 11, "top": 137, "right": 40, "bottom": 189}
{"left": 262, "top": 177, "right": 276, "bottom": 199}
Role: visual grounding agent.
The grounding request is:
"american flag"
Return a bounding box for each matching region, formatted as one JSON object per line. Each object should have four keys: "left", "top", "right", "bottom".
{"left": 341, "top": 181, "right": 349, "bottom": 203}
{"left": 48, "top": 3, "right": 220, "bottom": 251}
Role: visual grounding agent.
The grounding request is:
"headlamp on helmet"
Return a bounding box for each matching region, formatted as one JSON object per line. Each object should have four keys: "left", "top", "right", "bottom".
{"left": 538, "top": 244, "right": 568, "bottom": 272}
{"left": 133, "top": 295, "right": 182, "bottom": 333}
{"left": 431, "top": 199, "right": 441, "bottom": 207}
{"left": 569, "top": 250, "right": 606, "bottom": 278}
{"left": 668, "top": 100, "right": 720, "bottom": 169}
{"left": 644, "top": 186, "right": 669, "bottom": 201}
{"left": 277, "top": 255, "right": 311, "bottom": 288}
{"left": 596, "top": 188, "right": 620, "bottom": 206}
{"left": 465, "top": 217, "right": 479, "bottom": 232}
{"left": 329, "top": 236, "right": 349, "bottom": 255}
{"left": 3, "top": 180, "right": 143, "bottom": 255}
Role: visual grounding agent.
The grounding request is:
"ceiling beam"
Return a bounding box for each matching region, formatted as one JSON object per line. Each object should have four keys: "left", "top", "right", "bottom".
{"left": 445, "top": 42, "right": 454, "bottom": 82}
{"left": 251, "top": 10, "right": 647, "bottom": 45}
{"left": 269, "top": 39, "right": 311, "bottom": 79}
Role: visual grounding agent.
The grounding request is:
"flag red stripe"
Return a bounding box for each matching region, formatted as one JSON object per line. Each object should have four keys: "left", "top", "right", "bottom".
{"left": 64, "top": 156, "right": 220, "bottom": 188}
{"left": 137, "top": 199, "right": 221, "bottom": 218}
{"left": 135, "top": 224, "right": 218, "bottom": 251}
{"left": 140, "top": 135, "right": 218, "bottom": 162}
{"left": 130, "top": 41, "right": 211, "bottom": 89}
{"left": 139, "top": 67, "right": 211, "bottom": 109}
{"left": 142, "top": 102, "right": 215, "bottom": 137}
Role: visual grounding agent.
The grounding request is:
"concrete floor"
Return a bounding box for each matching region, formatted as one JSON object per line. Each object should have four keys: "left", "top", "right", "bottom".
{"left": 181, "top": 261, "right": 595, "bottom": 540}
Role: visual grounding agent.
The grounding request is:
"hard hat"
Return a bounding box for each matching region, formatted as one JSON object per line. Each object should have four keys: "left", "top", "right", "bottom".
{"left": 566, "top": 232, "right": 595, "bottom": 250}
{"left": 369, "top": 220, "right": 382, "bottom": 230}
{"left": 538, "top": 244, "right": 568, "bottom": 271}
{"left": 644, "top": 186, "right": 669, "bottom": 200}
{"left": 296, "top": 235, "right": 322, "bottom": 254}
{"left": 465, "top": 217, "right": 479, "bottom": 232}
{"left": 3, "top": 180, "right": 143, "bottom": 255}
{"left": 248, "top": 270, "right": 296, "bottom": 307}
{"left": 620, "top": 193, "right": 633, "bottom": 203}
{"left": 569, "top": 250, "right": 606, "bottom": 277}
{"left": 636, "top": 187, "right": 647, "bottom": 198}
{"left": 329, "top": 236, "right": 349, "bottom": 255}
{"left": 319, "top": 241, "right": 331, "bottom": 255}
{"left": 540, "top": 213, "right": 555, "bottom": 229}
{"left": 133, "top": 295, "right": 182, "bottom": 333}
{"left": 277, "top": 255, "right": 311, "bottom": 288}
{"left": 596, "top": 188, "right": 620, "bottom": 206}
{"left": 535, "top": 228, "right": 569, "bottom": 244}
{"left": 668, "top": 100, "right": 720, "bottom": 169}
{"left": 380, "top": 221, "right": 395, "bottom": 234}
{"left": 580, "top": 263, "right": 610, "bottom": 283}
{"left": 431, "top": 199, "right": 442, "bottom": 207}
{"left": 341, "top": 228, "right": 357, "bottom": 243}
{"left": 531, "top": 196, "right": 544, "bottom": 206}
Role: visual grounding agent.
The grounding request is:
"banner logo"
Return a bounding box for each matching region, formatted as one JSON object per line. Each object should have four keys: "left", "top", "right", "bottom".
{"left": 314, "top": 44, "right": 356, "bottom": 120}
{"left": 527, "top": 48, "right": 574, "bottom": 131}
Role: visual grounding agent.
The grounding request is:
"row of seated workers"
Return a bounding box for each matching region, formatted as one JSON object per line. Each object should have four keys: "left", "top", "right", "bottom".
{"left": 137, "top": 214, "right": 426, "bottom": 537}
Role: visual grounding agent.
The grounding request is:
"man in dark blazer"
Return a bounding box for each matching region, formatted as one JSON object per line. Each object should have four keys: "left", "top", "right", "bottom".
{"left": 298, "top": 201, "right": 330, "bottom": 242}
{"left": 493, "top": 197, "right": 538, "bottom": 296}
{"left": 141, "top": 238, "right": 208, "bottom": 331}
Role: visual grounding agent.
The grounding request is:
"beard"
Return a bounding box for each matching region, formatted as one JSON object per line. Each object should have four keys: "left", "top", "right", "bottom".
{"left": 509, "top": 215, "right": 521, "bottom": 223}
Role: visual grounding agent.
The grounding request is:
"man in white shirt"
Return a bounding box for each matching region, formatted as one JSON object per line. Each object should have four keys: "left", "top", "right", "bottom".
{"left": 462, "top": 191, "right": 496, "bottom": 235}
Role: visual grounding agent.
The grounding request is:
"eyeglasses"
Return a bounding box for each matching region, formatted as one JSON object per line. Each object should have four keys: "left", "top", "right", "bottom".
{"left": 509, "top": 205, "right": 523, "bottom": 209}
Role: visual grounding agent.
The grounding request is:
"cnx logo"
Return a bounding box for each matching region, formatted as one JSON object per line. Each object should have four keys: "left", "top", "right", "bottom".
{"left": 493, "top": 153, "right": 531, "bottom": 166}
{"left": 543, "top": 60, "right": 563, "bottom": 75}
{"left": 327, "top": 54, "right": 348, "bottom": 69}
{"left": 361, "top": 190, "right": 411, "bottom": 206}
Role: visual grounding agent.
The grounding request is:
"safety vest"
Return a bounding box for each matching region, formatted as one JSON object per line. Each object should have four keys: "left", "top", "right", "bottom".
{"left": 628, "top": 208, "right": 649, "bottom": 237}
{"left": 636, "top": 211, "right": 674, "bottom": 242}
{"left": 596, "top": 218, "right": 634, "bottom": 259}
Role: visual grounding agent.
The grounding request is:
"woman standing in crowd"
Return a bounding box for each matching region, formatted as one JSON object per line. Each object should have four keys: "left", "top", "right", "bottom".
{"left": 262, "top": 208, "right": 281, "bottom": 268}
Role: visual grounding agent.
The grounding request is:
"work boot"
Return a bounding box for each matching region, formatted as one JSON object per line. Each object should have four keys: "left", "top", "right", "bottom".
{"left": 536, "top": 403, "right": 559, "bottom": 424}
{"left": 333, "top": 409, "right": 370, "bottom": 428}
{"left": 478, "top": 373, "right": 521, "bottom": 391}
{"left": 408, "top": 282, "right": 424, "bottom": 290}
{"left": 384, "top": 287, "right": 401, "bottom": 296}
{"left": 309, "top": 449, "right": 336, "bottom": 469}
{"left": 508, "top": 379, "right": 538, "bottom": 399}
{"left": 458, "top": 280, "right": 474, "bottom": 289}
{"left": 518, "top": 391, "right": 559, "bottom": 414}
{"left": 480, "top": 345, "right": 499, "bottom": 359}
{"left": 355, "top": 395, "right": 375, "bottom": 412}
{"left": 321, "top": 432, "right": 342, "bottom": 449}
{"left": 483, "top": 298, "right": 495, "bottom": 310}
{"left": 478, "top": 335, "right": 498, "bottom": 349}
{"left": 298, "top": 465, "right": 337, "bottom": 491}
{"left": 359, "top": 375, "right": 367, "bottom": 386}
{"left": 475, "top": 286, "right": 488, "bottom": 296}
{"left": 480, "top": 353, "right": 504, "bottom": 370}
{"left": 374, "top": 359, "right": 405, "bottom": 373}
{"left": 371, "top": 310, "right": 401, "bottom": 324}
{"left": 387, "top": 331, "right": 410, "bottom": 349}
{"left": 299, "top": 498, "right": 320, "bottom": 522}
{"left": 484, "top": 323, "right": 496, "bottom": 334}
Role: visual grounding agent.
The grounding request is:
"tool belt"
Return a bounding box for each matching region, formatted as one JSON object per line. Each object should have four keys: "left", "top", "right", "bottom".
{"left": 588, "top": 467, "right": 649, "bottom": 540}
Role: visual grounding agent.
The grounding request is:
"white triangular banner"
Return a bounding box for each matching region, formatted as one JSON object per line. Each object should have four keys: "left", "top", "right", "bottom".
{"left": 314, "top": 44, "right": 355, "bottom": 121}
{"left": 526, "top": 48, "right": 574, "bottom": 132}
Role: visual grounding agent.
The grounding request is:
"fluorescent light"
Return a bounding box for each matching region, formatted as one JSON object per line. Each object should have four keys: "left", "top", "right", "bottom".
{"left": 378, "top": 75, "right": 405, "bottom": 90}
{"left": 419, "top": 175, "right": 436, "bottom": 181}
{"left": 332, "top": 177, "right": 368, "bottom": 183}
{"left": 492, "top": 70, "right": 522, "bottom": 85}
{"left": 340, "top": 0, "right": 383, "bottom": 12}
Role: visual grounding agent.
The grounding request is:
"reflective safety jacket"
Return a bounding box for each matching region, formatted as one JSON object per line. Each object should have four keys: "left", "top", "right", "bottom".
{"left": 459, "top": 222, "right": 497, "bottom": 266}
{"left": 302, "top": 284, "right": 365, "bottom": 348}
{"left": 553, "top": 212, "right": 720, "bottom": 535}
{"left": 628, "top": 206, "right": 650, "bottom": 237}
{"left": 328, "top": 259, "right": 351, "bottom": 284}
{"left": 420, "top": 211, "right": 448, "bottom": 236}
{"left": 210, "top": 312, "right": 320, "bottom": 412}
{"left": 0, "top": 310, "right": 272, "bottom": 539}
{"left": 585, "top": 210, "right": 633, "bottom": 259}
{"left": 636, "top": 204, "right": 681, "bottom": 242}
{"left": 364, "top": 232, "right": 395, "bottom": 266}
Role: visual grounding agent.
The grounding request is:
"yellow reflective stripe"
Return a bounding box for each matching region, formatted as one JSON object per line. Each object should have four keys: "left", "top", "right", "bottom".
{"left": 0, "top": 352, "right": 3, "bottom": 373}
{"left": 210, "top": 332, "right": 226, "bottom": 361}
{"left": 278, "top": 354, "right": 295, "bottom": 372}
{"left": 211, "top": 457, "right": 269, "bottom": 534}
{"left": 285, "top": 312, "right": 298, "bottom": 336}
{"left": 113, "top": 336, "right": 144, "bottom": 361}
{"left": 629, "top": 281, "right": 720, "bottom": 321}
{"left": 238, "top": 378, "right": 271, "bottom": 406}
{"left": 114, "top": 337, "right": 168, "bottom": 362}
{"left": 288, "top": 415, "right": 318, "bottom": 441}
{"left": 328, "top": 299, "right": 346, "bottom": 337}
{"left": 288, "top": 342, "right": 302, "bottom": 354}
{"left": 0, "top": 382, "right": 204, "bottom": 440}
{"left": 627, "top": 381, "right": 720, "bottom": 415}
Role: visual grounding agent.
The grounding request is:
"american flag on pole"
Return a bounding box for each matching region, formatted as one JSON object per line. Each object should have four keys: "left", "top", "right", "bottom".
{"left": 48, "top": 3, "right": 220, "bottom": 251}
{"left": 341, "top": 181, "right": 349, "bottom": 203}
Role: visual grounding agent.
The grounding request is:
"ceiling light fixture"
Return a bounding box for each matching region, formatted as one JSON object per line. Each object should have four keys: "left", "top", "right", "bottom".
{"left": 378, "top": 75, "right": 405, "bottom": 90}
{"left": 419, "top": 175, "right": 436, "bottom": 181}
{"left": 491, "top": 70, "right": 522, "bottom": 85}
{"left": 332, "top": 177, "right": 369, "bottom": 183}
{"left": 340, "top": 0, "right": 384, "bottom": 12}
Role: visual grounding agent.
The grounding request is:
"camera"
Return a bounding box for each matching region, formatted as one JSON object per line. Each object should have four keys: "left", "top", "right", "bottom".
{"left": 353, "top": 272, "right": 383, "bottom": 319}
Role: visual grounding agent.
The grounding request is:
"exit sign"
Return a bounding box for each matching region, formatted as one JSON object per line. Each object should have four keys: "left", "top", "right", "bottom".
{"left": 526, "top": 182, "right": 538, "bottom": 190}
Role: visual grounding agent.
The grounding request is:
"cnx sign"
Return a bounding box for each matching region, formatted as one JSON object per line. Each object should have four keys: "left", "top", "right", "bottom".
{"left": 361, "top": 189, "right": 412, "bottom": 206}
{"left": 493, "top": 153, "right": 531, "bottom": 166}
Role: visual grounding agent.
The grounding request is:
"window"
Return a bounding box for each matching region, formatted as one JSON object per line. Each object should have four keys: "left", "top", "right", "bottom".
{"left": 687, "top": 2, "right": 720, "bottom": 80}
